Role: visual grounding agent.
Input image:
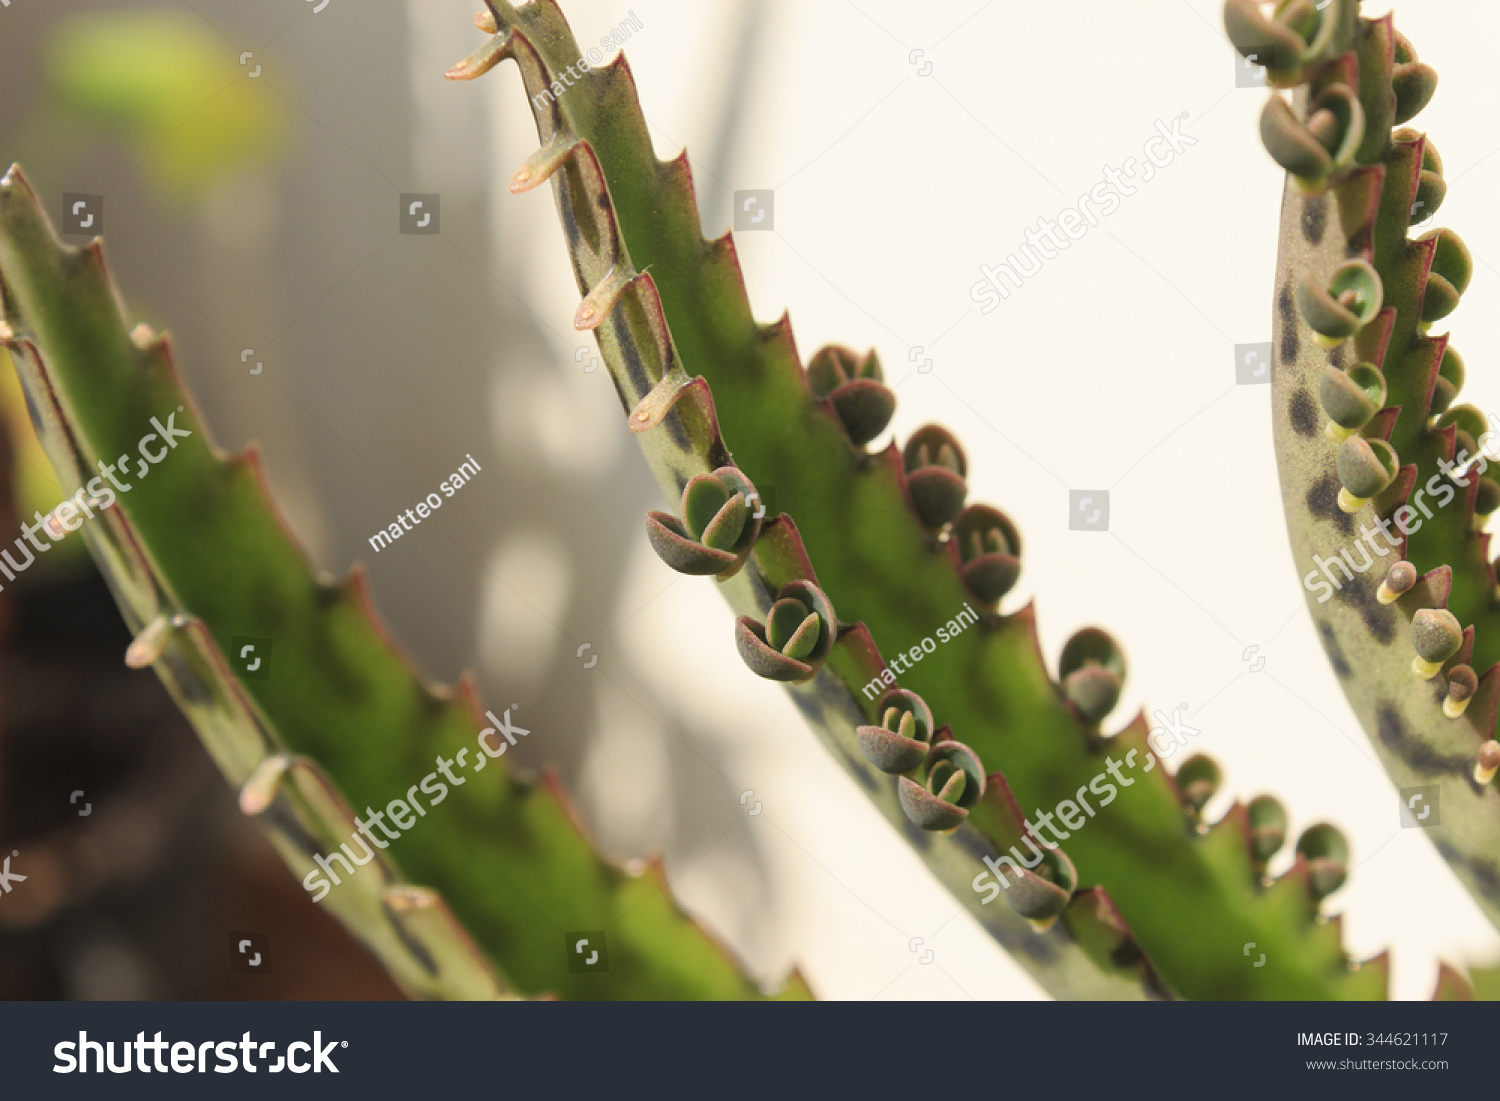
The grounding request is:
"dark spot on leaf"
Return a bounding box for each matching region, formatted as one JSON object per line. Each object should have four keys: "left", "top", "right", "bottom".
{"left": 1334, "top": 571, "right": 1396, "bottom": 645}
{"left": 1317, "top": 621, "right": 1351, "bottom": 678}
{"left": 1302, "top": 195, "right": 1327, "bottom": 245}
{"left": 1290, "top": 389, "right": 1319, "bottom": 437}
{"left": 1375, "top": 702, "right": 1480, "bottom": 793}
{"left": 1278, "top": 280, "right": 1299, "bottom": 364}
{"left": 1307, "top": 474, "right": 1355, "bottom": 536}
{"left": 1328, "top": 342, "right": 1349, "bottom": 369}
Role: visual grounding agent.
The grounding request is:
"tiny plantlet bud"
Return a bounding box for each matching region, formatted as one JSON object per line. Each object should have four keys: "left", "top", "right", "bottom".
{"left": 1411, "top": 608, "right": 1463, "bottom": 678}
{"left": 1175, "top": 754, "right": 1221, "bottom": 814}
{"left": 805, "top": 344, "right": 895, "bottom": 447}
{"left": 1444, "top": 665, "right": 1478, "bottom": 718}
{"left": 1475, "top": 741, "right": 1500, "bottom": 785}
{"left": 897, "top": 739, "right": 985, "bottom": 832}
{"left": 1058, "top": 627, "right": 1127, "bottom": 724}
{"left": 1247, "top": 795, "right": 1287, "bottom": 864}
{"left": 856, "top": 689, "right": 935, "bottom": 775}
{"left": 645, "top": 466, "right": 761, "bottom": 578}
{"left": 1318, "top": 363, "right": 1385, "bottom": 439}
{"left": 1296, "top": 823, "right": 1349, "bottom": 901}
{"left": 902, "top": 425, "right": 968, "bottom": 529}
{"left": 1297, "top": 259, "right": 1383, "bottom": 348}
{"left": 1377, "top": 560, "right": 1417, "bottom": 604}
{"left": 1418, "top": 228, "right": 1473, "bottom": 325}
{"left": 734, "top": 580, "right": 836, "bottom": 683}
{"left": 1335, "top": 436, "right": 1398, "bottom": 512}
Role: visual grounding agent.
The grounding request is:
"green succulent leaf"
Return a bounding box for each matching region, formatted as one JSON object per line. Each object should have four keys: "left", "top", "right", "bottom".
{"left": 1259, "top": 12, "right": 1500, "bottom": 938}
{"left": 0, "top": 166, "right": 805, "bottom": 1002}
{"left": 465, "top": 0, "right": 1389, "bottom": 1000}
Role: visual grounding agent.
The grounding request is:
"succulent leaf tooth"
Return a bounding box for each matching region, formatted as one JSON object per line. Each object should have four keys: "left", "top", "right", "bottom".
{"left": 1418, "top": 228, "right": 1473, "bottom": 324}
{"left": 953, "top": 504, "right": 1021, "bottom": 605}
{"left": 1411, "top": 608, "right": 1463, "bottom": 678}
{"left": 1296, "top": 823, "right": 1349, "bottom": 900}
{"left": 1318, "top": 362, "right": 1386, "bottom": 438}
{"left": 902, "top": 425, "right": 968, "bottom": 529}
{"left": 445, "top": 31, "right": 510, "bottom": 81}
{"left": 1475, "top": 741, "right": 1500, "bottom": 785}
{"left": 238, "top": 753, "right": 298, "bottom": 816}
{"left": 1391, "top": 31, "right": 1438, "bottom": 124}
{"left": 1443, "top": 665, "right": 1478, "bottom": 718}
{"left": 1377, "top": 560, "right": 1417, "bottom": 604}
{"left": 124, "top": 612, "right": 185, "bottom": 668}
{"left": 1175, "top": 754, "right": 1221, "bottom": 815}
{"left": 129, "top": 322, "right": 157, "bottom": 350}
{"left": 628, "top": 366, "right": 694, "bottom": 433}
{"left": 1296, "top": 259, "right": 1383, "bottom": 347}
{"left": 510, "top": 133, "right": 581, "bottom": 193}
{"left": 856, "top": 689, "right": 935, "bottom": 775}
{"left": 1058, "top": 627, "right": 1127, "bottom": 724}
{"left": 384, "top": 885, "right": 439, "bottom": 913}
{"left": 1401, "top": 132, "right": 1449, "bottom": 225}
{"left": 1247, "top": 795, "right": 1288, "bottom": 865}
{"left": 1335, "top": 436, "right": 1397, "bottom": 512}
{"left": 574, "top": 263, "right": 634, "bottom": 330}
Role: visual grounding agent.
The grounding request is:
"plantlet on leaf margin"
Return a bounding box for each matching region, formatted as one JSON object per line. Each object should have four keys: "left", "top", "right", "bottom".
{"left": 645, "top": 465, "right": 761, "bottom": 578}
{"left": 898, "top": 738, "right": 985, "bottom": 833}
{"left": 805, "top": 344, "right": 894, "bottom": 447}
{"left": 735, "top": 579, "right": 836, "bottom": 683}
{"left": 856, "top": 688, "right": 935, "bottom": 775}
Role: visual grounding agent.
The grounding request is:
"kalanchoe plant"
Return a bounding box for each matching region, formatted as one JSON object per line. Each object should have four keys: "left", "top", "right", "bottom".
{"left": 1232, "top": 0, "right": 1500, "bottom": 986}
{"left": 14, "top": 0, "right": 1496, "bottom": 1002}
{"left": 451, "top": 0, "right": 1402, "bottom": 1001}
{"left": 0, "top": 165, "right": 806, "bottom": 1002}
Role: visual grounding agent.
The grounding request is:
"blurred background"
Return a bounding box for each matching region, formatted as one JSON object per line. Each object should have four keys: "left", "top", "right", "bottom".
{"left": 0, "top": 0, "right": 1497, "bottom": 1000}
